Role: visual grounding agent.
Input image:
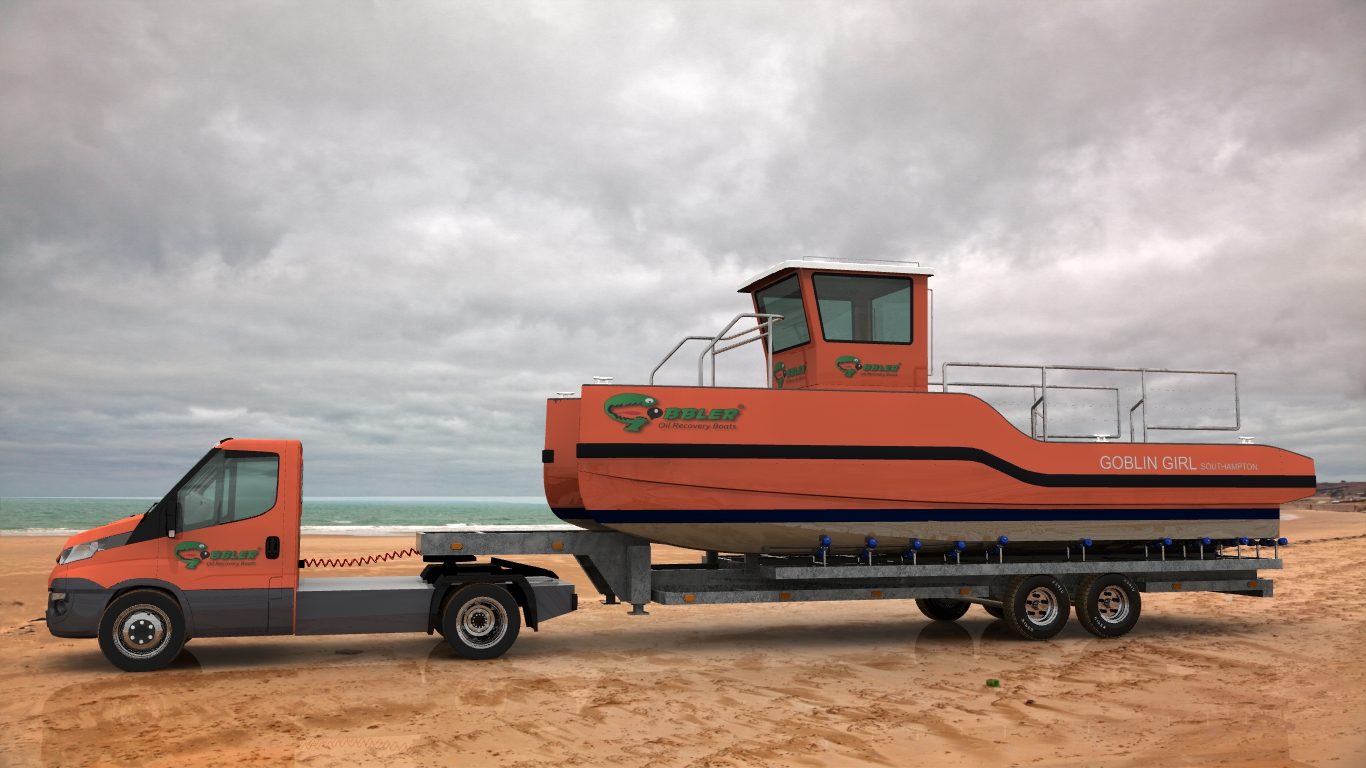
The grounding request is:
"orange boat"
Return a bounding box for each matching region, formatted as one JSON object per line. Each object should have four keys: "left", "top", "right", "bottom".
{"left": 543, "top": 259, "right": 1315, "bottom": 556}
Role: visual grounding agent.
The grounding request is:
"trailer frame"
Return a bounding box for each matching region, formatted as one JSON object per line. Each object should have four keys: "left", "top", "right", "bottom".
{"left": 415, "top": 526, "right": 1279, "bottom": 632}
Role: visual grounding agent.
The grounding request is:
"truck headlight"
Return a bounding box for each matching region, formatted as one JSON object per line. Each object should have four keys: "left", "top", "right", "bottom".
{"left": 58, "top": 541, "right": 100, "bottom": 565}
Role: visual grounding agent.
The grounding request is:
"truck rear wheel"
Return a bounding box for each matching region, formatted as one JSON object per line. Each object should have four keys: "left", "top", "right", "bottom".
{"left": 441, "top": 584, "right": 521, "bottom": 660}
{"left": 916, "top": 598, "right": 971, "bottom": 621}
{"left": 1002, "top": 575, "right": 1070, "bottom": 641}
{"left": 1075, "top": 573, "right": 1141, "bottom": 638}
{"left": 981, "top": 603, "right": 1005, "bottom": 619}
{"left": 98, "top": 590, "right": 186, "bottom": 672}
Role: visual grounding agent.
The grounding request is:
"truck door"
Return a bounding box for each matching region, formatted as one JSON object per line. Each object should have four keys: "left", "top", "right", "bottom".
{"left": 163, "top": 449, "right": 286, "bottom": 637}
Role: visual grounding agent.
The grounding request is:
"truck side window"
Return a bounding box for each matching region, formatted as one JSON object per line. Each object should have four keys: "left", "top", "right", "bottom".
{"left": 812, "top": 274, "right": 912, "bottom": 344}
{"left": 178, "top": 451, "right": 280, "bottom": 533}
{"left": 753, "top": 275, "right": 811, "bottom": 352}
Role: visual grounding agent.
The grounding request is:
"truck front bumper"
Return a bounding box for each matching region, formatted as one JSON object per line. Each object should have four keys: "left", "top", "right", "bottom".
{"left": 46, "top": 578, "right": 112, "bottom": 638}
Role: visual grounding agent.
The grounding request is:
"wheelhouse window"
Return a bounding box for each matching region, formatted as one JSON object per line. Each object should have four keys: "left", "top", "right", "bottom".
{"left": 178, "top": 451, "right": 280, "bottom": 533}
{"left": 812, "top": 274, "right": 912, "bottom": 344}
{"left": 753, "top": 275, "right": 811, "bottom": 352}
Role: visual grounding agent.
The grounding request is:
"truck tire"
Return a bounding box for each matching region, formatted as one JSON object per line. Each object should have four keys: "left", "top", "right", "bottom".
{"left": 981, "top": 603, "right": 1005, "bottom": 619}
{"left": 441, "top": 583, "right": 521, "bottom": 660}
{"left": 1002, "top": 575, "right": 1070, "bottom": 641}
{"left": 97, "top": 590, "right": 186, "bottom": 672}
{"left": 916, "top": 598, "right": 971, "bottom": 621}
{"left": 1074, "top": 573, "right": 1141, "bottom": 639}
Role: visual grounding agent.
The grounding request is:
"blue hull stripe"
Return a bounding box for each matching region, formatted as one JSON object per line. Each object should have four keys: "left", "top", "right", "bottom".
{"left": 553, "top": 507, "right": 1280, "bottom": 524}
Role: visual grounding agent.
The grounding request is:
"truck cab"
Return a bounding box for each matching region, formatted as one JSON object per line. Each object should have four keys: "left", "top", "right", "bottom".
{"left": 47, "top": 439, "right": 576, "bottom": 671}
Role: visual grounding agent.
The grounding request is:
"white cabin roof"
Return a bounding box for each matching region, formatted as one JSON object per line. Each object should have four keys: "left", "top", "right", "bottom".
{"left": 737, "top": 258, "right": 935, "bottom": 293}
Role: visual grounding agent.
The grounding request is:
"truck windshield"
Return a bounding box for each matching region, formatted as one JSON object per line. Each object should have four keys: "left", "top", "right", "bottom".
{"left": 812, "top": 274, "right": 912, "bottom": 344}
{"left": 753, "top": 275, "right": 811, "bottom": 352}
{"left": 178, "top": 451, "right": 280, "bottom": 532}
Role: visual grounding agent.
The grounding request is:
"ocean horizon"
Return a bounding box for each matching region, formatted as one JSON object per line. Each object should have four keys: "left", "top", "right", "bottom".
{"left": 0, "top": 496, "right": 561, "bottom": 536}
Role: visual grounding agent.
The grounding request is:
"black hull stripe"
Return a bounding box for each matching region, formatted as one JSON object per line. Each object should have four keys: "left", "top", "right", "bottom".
{"left": 576, "top": 443, "right": 1315, "bottom": 489}
{"left": 553, "top": 507, "right": 1280, "bottom": 524}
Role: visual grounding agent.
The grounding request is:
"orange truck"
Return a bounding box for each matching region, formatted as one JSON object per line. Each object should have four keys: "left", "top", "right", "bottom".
{"left": 46, "top": 439, "right": 578, "bottom": 671}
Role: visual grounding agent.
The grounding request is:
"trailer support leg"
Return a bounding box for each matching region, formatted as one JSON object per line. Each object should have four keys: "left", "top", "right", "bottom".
{"left": 574, "top": 555, "right": 619, "bottom": 604}
{"left": 630, "top": 603, "right": 650, "bottom": 615}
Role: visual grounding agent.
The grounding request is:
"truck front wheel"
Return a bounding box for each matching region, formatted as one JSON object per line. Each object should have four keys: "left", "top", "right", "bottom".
{"left": 98, "top": 590, "right": 186, "bottom": 672}
{"left": 441, "top": 584, "right": 521, "bottom": 660}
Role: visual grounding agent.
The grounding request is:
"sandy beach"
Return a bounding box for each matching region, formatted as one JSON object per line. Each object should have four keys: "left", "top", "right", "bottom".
{"left": 2, "top": 508, "right": 1362, "bottom": 767}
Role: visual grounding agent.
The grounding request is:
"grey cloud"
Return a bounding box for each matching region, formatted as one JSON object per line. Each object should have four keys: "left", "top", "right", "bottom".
{"left": 2, "top": 0, "right": 1363, "bottom": 497}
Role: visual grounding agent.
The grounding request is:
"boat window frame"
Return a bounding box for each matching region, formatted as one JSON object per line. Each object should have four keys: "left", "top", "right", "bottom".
{"left": 811, "top": 272, "right": 914, "bottom": 346}
{"left": 752, "top": 273, "right": 812, "bottom": 354}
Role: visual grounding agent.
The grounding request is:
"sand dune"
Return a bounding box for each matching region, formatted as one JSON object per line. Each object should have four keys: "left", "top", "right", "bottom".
{"left": 1, "top": 507, "right": 1362, "bottom": 767}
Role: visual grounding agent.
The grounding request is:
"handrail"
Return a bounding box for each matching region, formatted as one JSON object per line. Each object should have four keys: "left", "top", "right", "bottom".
{"left": 941, "top": 362, "right": 1240, "bottom": 442}
{"left": 648, "top": 313, "right": 784, "bottom": 388}
{"left": 950, "top": 381, "right": 1121, "bottom": 440}
{"left": 649, "top": 336, "right": 713, "bottom": 386}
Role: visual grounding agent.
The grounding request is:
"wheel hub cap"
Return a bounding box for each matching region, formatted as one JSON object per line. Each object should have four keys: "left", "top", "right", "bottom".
{"left": 1023, "top": 587, "right": 1059, "bottom": 626}
{"left": 1095, "top": 586, "right": 1130, "bottom": 624}
{"left": 457, "top": 598, "right": 508, "bottom": 648}
{"left": 114, "top": 605, "right": 169, "bottom": 659}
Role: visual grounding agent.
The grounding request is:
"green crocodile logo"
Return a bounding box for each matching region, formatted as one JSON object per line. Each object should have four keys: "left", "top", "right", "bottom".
{"left": 603, "top": 393, "right": 663, "bottom": 432}
{"left": 835, "top": 356, "right": 899, "bottom": 378}
{"left": 174, "top": 541, "right": 210, "bottom": 570}
{"left": 836, "top": 356, "right": 862, "bottom": 378}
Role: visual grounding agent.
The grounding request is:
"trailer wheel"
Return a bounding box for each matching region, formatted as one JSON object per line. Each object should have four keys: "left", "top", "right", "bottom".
{"left": 440, "top": 584, "right": 521, "bottom": 660}
{"left": 981, "top": 604, "right": 1005, "bottom": 619}
{"left": 1002, "top": 575, "right": 1070, "bottom": 641}
{"left": 1074, "top": 573, "right": 1141, "bottom": 639}
{"left": 97, "top": 590, "right": 186, "bottom": 672}
{"left": 915, "top": 598, "right": 971, "bottom": 621}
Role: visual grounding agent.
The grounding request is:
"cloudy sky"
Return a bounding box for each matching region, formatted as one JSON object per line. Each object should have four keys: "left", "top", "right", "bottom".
{"left": 2, "top": 0, "right": 1363, "bottom": 498}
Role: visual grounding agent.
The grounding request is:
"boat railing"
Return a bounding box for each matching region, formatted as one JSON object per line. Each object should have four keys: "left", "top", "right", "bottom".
{"left": 649, "top": 313, "right": 784, "bottom": 388}
{"left": 940, "top": 362, "right": 1240, "bottom": 443}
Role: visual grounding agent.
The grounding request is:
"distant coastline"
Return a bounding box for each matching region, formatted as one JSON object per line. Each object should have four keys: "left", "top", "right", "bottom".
{"left": 0, "top": 496, "right": 559, "bottom": 536}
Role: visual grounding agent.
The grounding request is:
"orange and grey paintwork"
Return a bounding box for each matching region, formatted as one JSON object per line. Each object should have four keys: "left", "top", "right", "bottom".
{"left": 544, "top": 264, "right": 1316, "bottom": 554}
{"left": 47, "top": 439, "right": 301, "bottom": 639}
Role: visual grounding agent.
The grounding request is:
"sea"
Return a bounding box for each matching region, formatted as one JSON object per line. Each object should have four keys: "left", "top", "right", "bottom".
{"left": 0, "top": 497, "right": 563, "bottom": 537}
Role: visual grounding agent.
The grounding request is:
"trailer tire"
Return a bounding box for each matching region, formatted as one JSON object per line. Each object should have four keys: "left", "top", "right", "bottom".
{"left": 1002, "top": 575, "right": 1070, "bottom": 641}
{"left": 440, "top": 584, "right": 521, "bottom": 660}
{"left": 97, "top": 590, "right": 186, "bottom": 672}
{"left": 916, "top": 598, "right": 971, "bottom": 621}
{"left": 981, "top": 603, "right": 1005, "bottom": 619}
{"left": 1074, "top": 573, "right": 1141, "bottom": 639}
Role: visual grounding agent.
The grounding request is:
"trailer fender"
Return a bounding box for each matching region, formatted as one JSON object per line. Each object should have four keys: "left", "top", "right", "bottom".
{"left": 428, "top": 576, "right": 540, "bottom": 635}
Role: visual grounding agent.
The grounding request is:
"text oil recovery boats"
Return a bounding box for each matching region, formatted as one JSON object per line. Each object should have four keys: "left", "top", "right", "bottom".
{"left": 543, "top": 258, "right": 1317, "bottom": 557}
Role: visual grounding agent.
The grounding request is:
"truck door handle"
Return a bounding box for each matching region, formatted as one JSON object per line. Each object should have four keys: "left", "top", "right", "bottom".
{"left": 265, "top": 536, "right": 280, "bottom": 559}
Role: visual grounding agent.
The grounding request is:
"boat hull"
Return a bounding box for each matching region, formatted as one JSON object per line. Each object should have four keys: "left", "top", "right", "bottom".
{"left": 544, "top": 386, "right": 1315, "bottom": 554}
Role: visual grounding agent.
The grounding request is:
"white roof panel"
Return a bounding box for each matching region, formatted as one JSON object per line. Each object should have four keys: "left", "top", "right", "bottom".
{"left": 737, "top": 258, "right": 935, "bottom": 292}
